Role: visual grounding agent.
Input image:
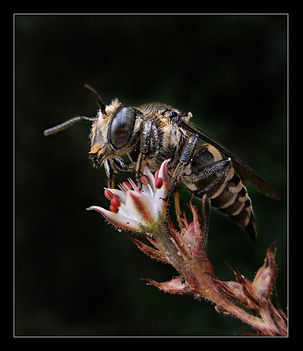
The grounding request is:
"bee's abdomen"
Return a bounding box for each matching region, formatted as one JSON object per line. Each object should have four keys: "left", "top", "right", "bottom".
{"left": 211, "top": 172, "right": 257, "bottom": 241}
{"left": 184, "top": 144, "right": 257, "bottom": 240}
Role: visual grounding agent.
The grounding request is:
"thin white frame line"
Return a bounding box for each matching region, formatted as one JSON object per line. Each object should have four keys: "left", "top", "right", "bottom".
{"left": 286, "top": 13, "right": 290, "bottom": 331}
{"left": 13, "top": 13, "right": 16, "bottom": 339}
{"left": 13, "top": 13, "right": 289, "bottom": 16}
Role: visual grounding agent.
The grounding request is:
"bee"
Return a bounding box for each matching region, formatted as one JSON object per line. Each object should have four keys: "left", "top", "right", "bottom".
{"left": 44, "top": 84, "right": 280, "bottom": 241}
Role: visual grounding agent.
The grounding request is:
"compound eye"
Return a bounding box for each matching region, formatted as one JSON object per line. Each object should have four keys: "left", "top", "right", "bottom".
{"left": 110, "top": 107, "right": 136, "bottom": 149}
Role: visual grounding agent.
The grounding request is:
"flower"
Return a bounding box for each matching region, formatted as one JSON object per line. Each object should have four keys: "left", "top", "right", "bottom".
{"left": 132, "top": 195, "right": 214, "bottom": 295}
{"left": 87, "top": 158, "right": 287, "bottom": 336}
{"left": 87, "top": 159, "right": 170, "bottom": 234}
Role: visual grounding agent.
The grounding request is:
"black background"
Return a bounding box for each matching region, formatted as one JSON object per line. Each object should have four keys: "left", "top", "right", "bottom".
{"left": 15, "top": 14, "right": 287, "bottom": 336}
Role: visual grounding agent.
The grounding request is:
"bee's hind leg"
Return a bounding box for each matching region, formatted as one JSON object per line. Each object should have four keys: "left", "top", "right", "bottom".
{"left": 189, "top": 158, "right": 234, "bottom": 199}
{"left": 182, "top": 148, "right": 257, "bottom": 240}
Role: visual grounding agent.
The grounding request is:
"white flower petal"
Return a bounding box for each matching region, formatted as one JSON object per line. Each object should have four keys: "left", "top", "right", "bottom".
{"left": 141, "top": 184, "right": 154, "bottom": 197}
{"left": 125, "top": 191, "right": 158, "bottom": 226}
{"left": 89, "top": 159, "right": 171, "bottom": 234}
{"left": 86, "top": 206, "right": 142, "bottom": 232}
{"left": 142, "top": 166, "right": 156, "bottom": 194}
{"left": 154, "top": 159, "right": 170, "bottom": 209}
{"left": 118, "top": 202, "right": 141, "bottom": 220}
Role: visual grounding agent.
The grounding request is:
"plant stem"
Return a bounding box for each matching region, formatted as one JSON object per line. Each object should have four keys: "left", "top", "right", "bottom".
{"left": 185, "top": 258, "right": 279, "bottom": 335}
{"left": 154, "top": 222, "right": 286, "bottom": 335}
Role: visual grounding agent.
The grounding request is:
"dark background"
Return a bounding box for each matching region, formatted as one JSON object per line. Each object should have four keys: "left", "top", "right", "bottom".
{"left": 15, "top": 14, "right": 287, "bottom": 336}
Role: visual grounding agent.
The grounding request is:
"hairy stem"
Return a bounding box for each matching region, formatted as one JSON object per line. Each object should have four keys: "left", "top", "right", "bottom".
{"left": 152, "top": 222, "right": 185, "bottom": 272}
{"left": 153, "top": 222, "right": 286, "bottom": 336}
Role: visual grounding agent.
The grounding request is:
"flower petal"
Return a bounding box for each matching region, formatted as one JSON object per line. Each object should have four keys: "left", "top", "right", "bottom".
{"left": 142, "top": 166, "right": 156, "bottom": 193}
{"left": 86, "top": 206, "right": 142, "bottom": 232}
{"left": 141, "top": 166, "right": 156, "bottom": 196}
{"left": 154, "top": 159, "right": 170, "bottom": 210}
{"left": 126, "top": 191, "right": 158, "bottom": 226}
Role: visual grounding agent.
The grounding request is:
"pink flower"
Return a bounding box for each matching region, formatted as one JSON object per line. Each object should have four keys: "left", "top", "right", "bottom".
{"left": 87, "top": 159, "right": 170, "bottom": 234}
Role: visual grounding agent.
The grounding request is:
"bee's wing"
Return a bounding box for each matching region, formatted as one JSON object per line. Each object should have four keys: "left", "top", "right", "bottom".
{"left": 181, "top": 120, "right": 281, "bottom": 200}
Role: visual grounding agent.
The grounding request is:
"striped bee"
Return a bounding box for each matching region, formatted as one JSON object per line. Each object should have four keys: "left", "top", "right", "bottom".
{"left": 44, "top": 84, "right": 280, "bottom": 240}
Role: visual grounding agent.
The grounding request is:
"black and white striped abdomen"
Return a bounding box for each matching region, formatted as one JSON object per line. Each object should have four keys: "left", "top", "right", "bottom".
{"left": 182, "top": 144, "right": 257, "bottom": 240}
{"left": 210, "top": 170, "right": 257, "bottom": 240}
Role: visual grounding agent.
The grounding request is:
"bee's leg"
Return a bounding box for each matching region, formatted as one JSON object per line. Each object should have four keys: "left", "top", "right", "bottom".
{"left": 104, "top": 158, "right": 116, "bottom": 188}
{"left": 167, "top": 134, "right": 198, "bottom": 200}
{"left": 135, "top": 153, "right": 143, "bottom": 189}
{"left": 185, "top": 158, "right": 233, "bottom": 198}
{"left": 183, "top": 145, "right": 257, "bottom": 240}
{"left": 113, "top": 156, "right": 134, "bottom": 171}
{"left": 181, "top": 144, "right": 232, "bottom": 195}
{"left": 186, "top": 158, "right": 257, "bottom": 240}
{"left": 136, "top": 120, "right": 153, "bottom": 188}
{"left": 201, "top": 194, "right": 211, "bottom": 247}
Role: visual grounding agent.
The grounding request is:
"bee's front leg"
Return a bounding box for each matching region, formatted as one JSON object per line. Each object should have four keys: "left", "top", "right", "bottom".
{"left": 104, "top": 158, "right": 116, "bottom": 188}
{"left": 113, "top": 156, "right": 134, "bottom": 171}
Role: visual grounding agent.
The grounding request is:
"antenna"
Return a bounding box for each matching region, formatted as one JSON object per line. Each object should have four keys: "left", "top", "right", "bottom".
{"left": 84, "top": 83, "right": 106, "bottom": 115}
{"left": 44, "top": 116, "right": 96, "bottom": 136}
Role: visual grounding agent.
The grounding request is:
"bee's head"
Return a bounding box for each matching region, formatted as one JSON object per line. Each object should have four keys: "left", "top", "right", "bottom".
{"left": 43, "top": 84, "right": 143, "bottom": 168}
{"left": 89, "top": 99, "right": 142, "bottom": 168}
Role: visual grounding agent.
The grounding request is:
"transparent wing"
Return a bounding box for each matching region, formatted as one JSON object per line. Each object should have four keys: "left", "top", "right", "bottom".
{"left": 180, "top": 120, "right": 280, "bottom": 200}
